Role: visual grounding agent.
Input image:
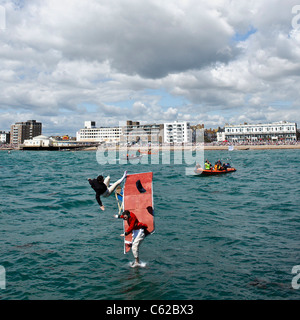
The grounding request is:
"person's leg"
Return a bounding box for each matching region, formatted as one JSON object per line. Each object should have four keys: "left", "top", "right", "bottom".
{"left": 103, "top": 176, "right": 110, "bottom": 187}
{"left": 106, "top": 171, "right": 127, "bottom": 196}
{"left": 131, "top": 229, "right": 145, "bottom": 264}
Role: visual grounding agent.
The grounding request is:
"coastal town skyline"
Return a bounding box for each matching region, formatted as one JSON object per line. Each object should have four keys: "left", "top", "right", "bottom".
{"left": 0, "top": 1, "right": 300, "bottom": 136}
{"left": 1, "top": 119, "right": 298, "bottom": 148}
{"left": 1, "top": 118, "right": 299, "bottom": 140}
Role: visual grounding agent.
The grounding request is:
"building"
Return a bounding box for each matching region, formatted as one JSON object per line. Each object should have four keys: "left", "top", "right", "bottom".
{"left": 163, "top": 121, "right": 191, "bottom": 144}
{"left": 190, "top": 124, "right": 204, "bottom": 143}
{"left": 0, "top": 131, "right": 10, "bottom": 144}
{"left": 77, "top": 120, "right": 163, "bottom": 145}
{"left": 10, "top": 120, "right": 42, "bottom": 145}
{"left": 22, "top": 135, "right": 94, "bottom": 150}
{"left": 204, "top": 128, "right": 218, "bottom": 143}
{"left": 121, "top": 120, "right": 163, "bottom": 145}
{"left": 222, "top": 121, "right": 297, "bottom": 142}
{"left": 216, "top": 128, "right": 225, "bottom": 142}
{"left": 23, "top": 135, "right": 53, "bottom": 148}
{"left": 76, "top": 121, "right": 122, "bottom": 143}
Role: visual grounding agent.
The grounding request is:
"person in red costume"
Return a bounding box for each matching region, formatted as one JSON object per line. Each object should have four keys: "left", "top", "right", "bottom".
{"left": 115, "top": 210, "right": 149, "bottom": 266}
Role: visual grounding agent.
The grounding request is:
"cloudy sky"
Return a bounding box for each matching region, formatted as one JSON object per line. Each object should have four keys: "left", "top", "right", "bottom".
{"left": 0, "top": 0, "right": 300, "bottom": 135}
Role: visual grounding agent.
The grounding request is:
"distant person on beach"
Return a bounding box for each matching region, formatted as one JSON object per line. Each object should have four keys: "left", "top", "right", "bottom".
{"left": 88, "top": 171, "right": 127, "bottom": 211}
{"left": 115, "top": 210, "right": 149, "bottom": 266}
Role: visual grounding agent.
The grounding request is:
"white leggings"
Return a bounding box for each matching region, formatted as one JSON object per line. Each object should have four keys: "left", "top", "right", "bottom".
{"left": 131, "top": 229, "right": 145, "bottom": 259}
{"left": 102, "top": 176, "right": 124, "bottom": 197}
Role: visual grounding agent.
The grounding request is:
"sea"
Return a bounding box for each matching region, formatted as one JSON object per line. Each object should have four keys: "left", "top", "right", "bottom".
{"left": 0, "top": 148, "right": 300, "bottom": 300}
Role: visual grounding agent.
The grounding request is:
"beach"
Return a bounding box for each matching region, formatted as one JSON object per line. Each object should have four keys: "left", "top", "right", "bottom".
{"left": 2, "top": 142, "right": 300, "bottom": 152}
{"left": 81, "top": 143, "right": 300, "bottom": 152}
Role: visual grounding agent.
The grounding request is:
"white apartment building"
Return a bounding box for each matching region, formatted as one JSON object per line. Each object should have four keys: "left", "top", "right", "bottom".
{"left": 0, "top": 131, "right": 10, "bottom": 144}
{"left": 76, "top": 121, "right": 122, "bottom": 143}
{"left": 223, "top": 121, "right": 297, "bottom": 142}
{"left": 163, "top": 121, "right": 192, "bottom": 144}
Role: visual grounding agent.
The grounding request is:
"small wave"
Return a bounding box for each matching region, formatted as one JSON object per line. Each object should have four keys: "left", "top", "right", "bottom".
{"left": 128, "top": 261, "right": 147, "bottom": 268}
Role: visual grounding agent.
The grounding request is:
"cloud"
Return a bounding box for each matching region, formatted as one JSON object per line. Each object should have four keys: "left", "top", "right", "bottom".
{"left": 0, "top": 0, "right": 299, "bottom": 134}
{"left": 18, "top": 0, "right": 237, "bottom": 78}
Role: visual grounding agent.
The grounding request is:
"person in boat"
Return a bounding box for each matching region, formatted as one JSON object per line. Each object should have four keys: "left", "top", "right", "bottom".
{"left": 195, "top": 163, "right": 202, "bottom": 173}
{"left": 195, "top": 163, "right": 202, "bottom": 169}
{"left": 214, "top": 161, "right": 223, "bottom": 171}
{"left": 88, "top": 171, "right": 127, "bottom": 211}
{"left": 115, "top": 210, "right": 149, "bottom": 266}
{"left": 215, "top": 159, "right": 224, "bottom": 171}
{"left": 204, "top": 159, "right": 212, "bottom": 170}
{"left": 223, "top": 162, "right": 231, "bottom": 169}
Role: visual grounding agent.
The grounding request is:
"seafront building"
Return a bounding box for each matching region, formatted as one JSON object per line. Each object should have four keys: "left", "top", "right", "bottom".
{"left": 10, "top": 120, "right": 42, "bottom": 145}
{"left": 0, "top": 131, "right": 10, "bottom": 144}
{"left": 22, "top": 134, "right": 94, "bottom": 150}
{"left": 121, "top": 120, "right": 163, "bottom": 145}
{"left": 163, "top": 121, "right": 192, "bottom": 144}
{"left": 77, "top": 120, "right": 213, "bottom": 145}
{"left": 218, "top": 121, "right": 297, "bottom": 143}
{"left": 76, "top": 121, "right": 122, "bottom": 143}
{"left": 76, "top": 120, "right": 163, "bottom": 145}
{"left": 23, "top": 135, "right": 53, "bottom": 148}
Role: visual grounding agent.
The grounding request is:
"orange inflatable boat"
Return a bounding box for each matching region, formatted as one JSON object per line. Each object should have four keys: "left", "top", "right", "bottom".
{"left": 194, "top": 167, "right": 236, "bottom": 175}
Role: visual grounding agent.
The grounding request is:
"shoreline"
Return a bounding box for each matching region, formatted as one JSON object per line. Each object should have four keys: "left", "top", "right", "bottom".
{"left": 80, "top": 144, "right": 300, "bottom": 151}
{"left": 1, "top": 144, "right": 300, "bottom": 152}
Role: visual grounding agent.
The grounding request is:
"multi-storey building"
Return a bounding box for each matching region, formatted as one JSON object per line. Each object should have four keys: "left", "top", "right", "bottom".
{"left": 0, "top": 131, "right": 10, "bottom": 144}
{"left": 163, "top": 121, "right": 191, "bottom": 144}
{"left": 220, "top": 121, "right": 297, "bottom": 142}
{"left": 10, "top": 120, "right": 42, "bottom": 145}
{"left": 77, "top": 121, "right": 163, "bottom": 145}
{"left": 76, "top": 121, "right": 122, "bottom": 143}
{"left": 121, "top": 120, "right": 163, "bottom": 145}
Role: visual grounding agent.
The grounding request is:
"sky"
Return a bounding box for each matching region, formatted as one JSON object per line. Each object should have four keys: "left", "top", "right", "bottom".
{"left": 0, "top": 0, "right": 300, "bottom": 136}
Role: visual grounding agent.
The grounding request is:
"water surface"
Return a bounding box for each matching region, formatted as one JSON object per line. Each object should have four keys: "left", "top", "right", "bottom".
{"left": 0, "top": 149, "right": 299, "bottom": 300}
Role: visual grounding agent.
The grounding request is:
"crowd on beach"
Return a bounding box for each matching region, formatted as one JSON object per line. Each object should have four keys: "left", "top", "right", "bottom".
{"left": 208, "top": 140, "right": 299, "bottom": 147}
{"left": 1, "top": 140, "right": 300, "bottom": 150}
{"left": 0, "top": 143, "right": 15, "bottom": 149}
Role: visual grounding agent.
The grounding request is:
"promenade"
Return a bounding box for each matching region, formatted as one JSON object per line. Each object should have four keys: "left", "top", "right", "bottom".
{"left": 82, "top": 142, "right": 300, "bottom": 151}
{"left": 1, "top": 142, "right": 299, "bottom": 151}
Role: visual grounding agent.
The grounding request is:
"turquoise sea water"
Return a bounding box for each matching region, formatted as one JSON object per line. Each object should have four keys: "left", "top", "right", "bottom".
{"left": 0, "top": 149, "right": 300, "bottom": 300}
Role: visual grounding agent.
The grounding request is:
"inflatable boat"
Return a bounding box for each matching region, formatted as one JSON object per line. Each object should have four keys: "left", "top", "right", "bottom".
{"left": 194, "top": 167, "right": 236, "bottom": 176}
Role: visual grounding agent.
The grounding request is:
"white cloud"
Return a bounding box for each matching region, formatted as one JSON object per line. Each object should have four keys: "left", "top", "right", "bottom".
{"left": 0, "top": 0, "right": 300, "bottom": 135}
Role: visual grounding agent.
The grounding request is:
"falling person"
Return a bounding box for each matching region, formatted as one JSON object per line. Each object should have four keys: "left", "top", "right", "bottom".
{"left": 88, "top": 171, "right": 127, "bottom": 211}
